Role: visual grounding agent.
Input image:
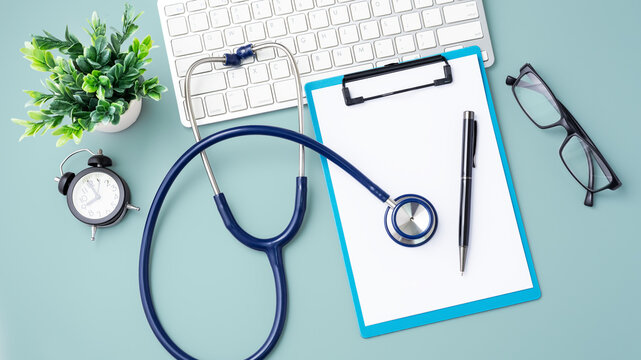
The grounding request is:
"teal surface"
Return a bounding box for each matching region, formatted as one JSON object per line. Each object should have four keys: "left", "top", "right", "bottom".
{"left": 0, "top": 0, "right": 639, "bottom": 359}
{"left": 304, "top": 47, "right": 541, "bottom": 338}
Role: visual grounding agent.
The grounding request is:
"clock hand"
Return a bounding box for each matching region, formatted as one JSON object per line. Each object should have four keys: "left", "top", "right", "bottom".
{"left": 86, "top": 196, "right": 100, "bottom": 206}
{"left": 87, "top": 181, "right": 100, "bottom": 198}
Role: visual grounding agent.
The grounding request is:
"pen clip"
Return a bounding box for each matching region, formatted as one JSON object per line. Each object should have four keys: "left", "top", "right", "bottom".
{"left": 472, "top": 120, "right": 478, "bottom": 168}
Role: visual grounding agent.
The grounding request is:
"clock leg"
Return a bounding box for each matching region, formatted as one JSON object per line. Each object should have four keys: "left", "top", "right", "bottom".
{"left": 91, "top": 225, "right": 97, "bottom": 241}
{"left": 126, "top": 204, "right": 140, "bottom": 211}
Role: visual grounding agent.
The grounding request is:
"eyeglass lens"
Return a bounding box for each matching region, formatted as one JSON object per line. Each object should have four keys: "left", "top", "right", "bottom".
{"left": 514, "top": 73, "right": 561, "bottom": 127}
{"left": 560, "top": 135, "right": 611, "bottom": 192}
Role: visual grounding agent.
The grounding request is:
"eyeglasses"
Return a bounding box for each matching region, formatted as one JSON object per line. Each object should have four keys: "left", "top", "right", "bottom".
{"left": 506, "top": 64, "right": 621, "bottom": 207}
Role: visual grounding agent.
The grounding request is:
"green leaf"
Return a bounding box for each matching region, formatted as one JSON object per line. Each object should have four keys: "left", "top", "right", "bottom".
{"left": 56, "top": 133, "right": 72, "bottom": 147}
{"left": 44, "top": 51, "right": 56, "bottom": 69}
{"left": 96, "top": 85, "right": 105, "bottom": 99}
{"left": 124, "top": 52, "right": 136, "bottom": 68}
{"left": 28, "top": 110, "right": 50, "bottom": 121}
{"left": 11, "top": 118, "right": 31, "bottom": 126}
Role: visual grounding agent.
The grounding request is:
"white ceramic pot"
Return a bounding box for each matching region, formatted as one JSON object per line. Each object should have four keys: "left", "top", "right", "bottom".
{"left": 94, "top": 98, "right": 142, "bottom": 133}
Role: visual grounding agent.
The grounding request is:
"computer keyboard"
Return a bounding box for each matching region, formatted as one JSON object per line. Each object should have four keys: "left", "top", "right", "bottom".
{"left": 157, "top": 0, "right": 495, "bottom": 127}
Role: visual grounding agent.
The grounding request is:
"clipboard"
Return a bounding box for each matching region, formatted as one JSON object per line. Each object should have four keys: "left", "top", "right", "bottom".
{"left": 305, "top": 47, "right": 540, "bottom": 338}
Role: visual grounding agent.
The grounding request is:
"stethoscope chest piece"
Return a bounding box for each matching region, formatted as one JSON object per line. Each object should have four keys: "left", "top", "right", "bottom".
{"left": 385, "top": 194, "right": 438, "bottom": 247}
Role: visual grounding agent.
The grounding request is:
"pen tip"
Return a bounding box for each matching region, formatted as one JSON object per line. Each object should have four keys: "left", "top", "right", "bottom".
{"left": 460, "top": 272, "right": 463, "bottom": 276}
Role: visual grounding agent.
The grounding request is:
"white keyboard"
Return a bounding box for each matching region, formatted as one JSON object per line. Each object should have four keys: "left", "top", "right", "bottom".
{"left": 158, "top": 0, "right": 495, "bottom": 127}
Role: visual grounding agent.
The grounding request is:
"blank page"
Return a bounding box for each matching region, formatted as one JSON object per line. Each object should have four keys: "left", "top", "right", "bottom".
{"left": 310, "top": 54, "right": 534, "bottom": 328}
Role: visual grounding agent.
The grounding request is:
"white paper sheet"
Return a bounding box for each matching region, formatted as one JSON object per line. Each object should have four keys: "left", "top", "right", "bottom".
{"left": 311, "top": 54, "right": 534, "bottom": 327}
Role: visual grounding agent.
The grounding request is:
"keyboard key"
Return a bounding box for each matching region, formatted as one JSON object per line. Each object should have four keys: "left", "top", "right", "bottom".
{"left": 165, "top": 3, "right": 185, "bottom": 16}
{"left": 226, "top": 89, "right": 248, "bottom": 111}
{"left": 270, "top": 59, "right": 291, "bottom": 79}
{"left": 374, "top": 38, "right": 394, "bottom": 57}
{"left": 359, "top": 21, "right": 380, "bottom": 40}
{"left": 184, "top": 98, "right": 205, "bottom": 119}
{"left": 185, "top": 72, "right": 227, "bottom": 95}
{"left": 443, "top": 1, "right": 479, "bottom": 23}
{"left": 338, "top": 25, "right": 359, "bottom": 44}
{"left": 309, "top": 10, "right": 329, "bottom": 29}
{"left": 422, "top": 8, "right": 442, "bottom": 27}
{"left": 380, "top": 16, "right": 401, "bottom": 36}
{"left": 295, "top": 56, "right": 312, "bottom": 74}
{"left": 318, "top": 29, "right": 339, "bottom": 48}
{"left": 247, "top": 84, "right": 274, "bottom": 107}
{"left": 205, "top": 93, "right": 226, "bottom": 115}
{"left": 203, "top": 31, "right": 224, "bottom": 49}
{"left": 377, "top": 59, "right": 398, "bottom": 67}
{"left": 311, "top": 51, "right": 332, "bottom": 70}
{"left": 416, "top": 30, "right": 436, "bottom": 49}
{"left": 231, "top": 4, "right": 251, "bottom": 23}
{"left": 401, "top": 12, "right": 421, "bottom": 32}
{"left": 329, "top": 6, "right": 350, "bottom": 25}
{"left": 402, "top": 54, "right": 420, "bottom": 61}
{"left": 167, "top": 17, "right": 189, "bottom": 36}
{"left": 175, "top": 54, "right": 212, "bottom": 77}
{"left": 224, "top": 26, "right": 245, "bottom": 45}
{"left": 276, "top": 37, "right": 297, "bottom": 56}
{"left": 287, "top": 14, "right": 308, "bottom": 33}
{"left": 295, "top": 0, "right": 315, "bottom": 11}
{"left": 249, "top": 63, "right": 270, "bottom": 83}
{"left": 209, "top": 0, "right": 228, "bottom": 7}
{"left": 350, "top": 2, "right": 371, "bottom": 21}
{"left": 266, "top": 18, "right": 287, "bottom": 37}
{"left": 371, "top": 0, "right": 392, "bottom": 17}
{"left": 210, "top": 9, "right": 230, "bottom": 28}
{"left": 189, "top": 13, "right": 210, "bottom": 32}
{"left": 256, "top": 48, "right": 276, "bottom": 61}
{"left": 444, "top": 45, "right": 463, "bottom": 52}
{"left": 171, "top": 35, "right": 203, "bottom": 56}
{"left": 435, "top": 0, "right": 453, "bottom": 4}
{"left": 391, "top": 0, "right": 412, "bottom": 12}
{"left": 297, "top": 33, "right": 318, "bottom": 53}
{"left": 414, "top": 0, "right": 433, "bottom": 9}
{"left": 273, "top": 0, "right": 294, "bottom": 15}
{"left": 274, "top": 79, "right": 298, "bottom": 102}
{"left": 227, "top": 68, "right": 248, "bottom": 87}
{"left": 481, "top": 50, "right": 488, "bottom": 61}
{"left": 395, "top": 34, "right": 415, "bottom": 54}
{"left": 437, "top": 21, "right": 483, "bottom": 46}
{"left": 251, "top": 1, "right": 273, "bottom": 19}
{"left": 187, "top": 0, "right": 207, "bottom": 12}
{"left": 316, "top": 0, "right": 335, "bottom": 7}
{"left": 332, "top": 47, "right": 353, "bottom": 66}
{"left": 353, "top": 43, "right": 373, "bottom": 62}
{"left": 245, "top": 23, "right": 266, "bottom": 41}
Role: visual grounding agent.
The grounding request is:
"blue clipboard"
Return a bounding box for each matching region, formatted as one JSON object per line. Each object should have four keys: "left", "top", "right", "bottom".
{"left": 305, "top": 47, "right": 540, "bottom": 338}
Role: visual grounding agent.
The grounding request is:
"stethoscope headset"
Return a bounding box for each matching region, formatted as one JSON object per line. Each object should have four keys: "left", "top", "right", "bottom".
{"left": 139, "top": 43, "right": 438, "bottom": 360}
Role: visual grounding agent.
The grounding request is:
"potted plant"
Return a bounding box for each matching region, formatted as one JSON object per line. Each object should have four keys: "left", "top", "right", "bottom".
{"left": 12, "top": 4, "right": 167, "bottom": 146}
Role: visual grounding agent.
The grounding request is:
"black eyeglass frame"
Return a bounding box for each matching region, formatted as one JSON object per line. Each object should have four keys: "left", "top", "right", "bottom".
{"left": 506, "top": 63, "right": 621, "bottom": 206}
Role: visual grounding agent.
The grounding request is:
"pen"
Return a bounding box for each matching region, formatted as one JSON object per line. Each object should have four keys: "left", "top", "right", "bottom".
{"left": 459, "top": 110, "right": 477, "bottom": 275}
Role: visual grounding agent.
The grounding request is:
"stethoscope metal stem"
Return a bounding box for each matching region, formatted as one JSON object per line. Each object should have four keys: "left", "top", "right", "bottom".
{"left": 184, "top": 43, "right": 307, "bottom": 194}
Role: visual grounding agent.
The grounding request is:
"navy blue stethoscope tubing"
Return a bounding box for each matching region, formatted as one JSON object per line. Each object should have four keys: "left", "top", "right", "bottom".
{"left": 140, "top": 125, "right": 392, "bottom": 360}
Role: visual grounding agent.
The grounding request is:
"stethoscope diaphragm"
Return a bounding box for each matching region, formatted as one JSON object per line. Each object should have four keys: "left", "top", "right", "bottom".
{"left": 384, "top": 194, "right": 438, "bottom": 247}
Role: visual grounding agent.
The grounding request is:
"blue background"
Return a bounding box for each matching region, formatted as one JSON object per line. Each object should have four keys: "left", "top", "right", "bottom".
{"left": 1, "top": 0, "right": 639, "bottom": 359}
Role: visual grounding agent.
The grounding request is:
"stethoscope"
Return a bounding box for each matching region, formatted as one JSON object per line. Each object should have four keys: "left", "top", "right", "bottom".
{"left": 139, "top": 43, "right": 438, "bottom": 360}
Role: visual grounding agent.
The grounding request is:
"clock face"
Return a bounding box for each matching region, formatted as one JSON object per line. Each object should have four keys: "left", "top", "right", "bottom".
{"left": 71, "top": 171, "right": 121, "bottom": 220}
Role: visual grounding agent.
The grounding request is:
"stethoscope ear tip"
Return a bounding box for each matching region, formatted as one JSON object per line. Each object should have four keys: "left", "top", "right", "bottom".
{"left": 384, "top": 194, "right": 438, "bottom": 247}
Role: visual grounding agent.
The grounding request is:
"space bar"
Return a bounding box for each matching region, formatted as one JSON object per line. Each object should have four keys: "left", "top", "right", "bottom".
{"left": 300, "top": 64, "right": 374, "bottom": 93}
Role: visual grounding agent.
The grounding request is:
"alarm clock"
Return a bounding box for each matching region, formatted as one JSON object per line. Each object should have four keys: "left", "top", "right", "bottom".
{"left": 54, "top": 148, "right": 139, "bottom": 241}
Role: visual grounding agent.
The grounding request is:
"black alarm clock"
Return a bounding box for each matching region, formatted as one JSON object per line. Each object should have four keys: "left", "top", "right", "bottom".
{"left": 54, "top": 149, "right": 139, "bottom": 241}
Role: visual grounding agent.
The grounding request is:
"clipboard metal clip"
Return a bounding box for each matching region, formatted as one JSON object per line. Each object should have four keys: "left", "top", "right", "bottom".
{"left": 342, "top": 55, "right": 452, "bottom": 106}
